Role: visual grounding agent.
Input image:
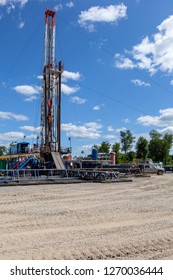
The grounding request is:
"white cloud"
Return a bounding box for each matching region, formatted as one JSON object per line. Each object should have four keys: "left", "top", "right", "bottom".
{"left": 114, "top": 15, "right": 173, "bottom": 75}
{"left": 13, "top": 85, "right": 41, "bottom": 101}
{"left": 137, "top": 108, "right": 173, "bottom": 127}
{"left": 61, "top": 83, "right": 80, "bottom": 95}
{"left": 54, "top": 4, "right": 63, "bottom": 12}
{"left": 79, "top": 144, "right": 93, "bottom": 154}
{"left": 114, "top": 53, "right": 135, "bottom": 69}
{"left": 93, "top": 104, "right": 104, "bottom": 110}
{"left": 0, "top": 1, "right": 27, "bottom": 28}
{"left": 62, "top": 122, "right": 102, "bottom": 139}
{"left": 62, "top": 70, "right": 82, "bottom": 82}
{"left": 13, "top": 85, "right": 40, "bottom": 95}
{"left": 27, "top": 133, "right": 39, "bottom": 139}
{"left": 0, "top": 0, "right": 28, "bottom": 8}
{"left": 158, "top": 126, "right": 173, "bottom": 134}
{"left": 85, "top": 122, "right": 102, "bottom": 129}
{"left": 97, "top": 58, "right": 105, "bottom": 65}
{"left": 37, "top": 75, "right": 43, "bottom": 80}
{"left": 20, "top": 0, "right": 27, "bottom": 8}
{"left": 78, "top": 4, "right": 127, "bottom": 32}
{"left": 104, "top": 134, "right": 115, "bottom": 139}
{"left": 70, "top": 96, "right": 87, "bottom": 104}
{"left": 18, "top": 20, "right": 24, "bottom": 28}
{"left": 61, "top": 70, "right": 81, "bottom": 96}
{"left": 0, "top": 131, "right": 24, "bottom": 141}
{"left": 131, "top": 79, "right": 150, "bottom": 87}
{"left": 66, "top": 1, "right": 74, "bottom": 8}
{"left": 1, "top": 81, "right": 6, "bottom": 87}
{"left": 93, "top": 105, "right": 100, "bottom": 110}
{"left": 115, "top": 127, "right": 126, "bottom": 133}
{"left": 107, "top": 126, "right": 114, "bottom": 132}
{"left": 24, "top": 95, "right": 37, "bottom": 102}
{"left": 0, "top": 111, "right": 28, "bottom": 121}
{"left": 122, "top": 118, "right": 130, "bottom": 124}
{"left": 0, "top": 0, "right": 6, "bottom": 5}
{"left": 20, "top": 126, "right": 40, "bottom": 132}
{"left": 6, "top": 2, "right": 14, "bottom": 13}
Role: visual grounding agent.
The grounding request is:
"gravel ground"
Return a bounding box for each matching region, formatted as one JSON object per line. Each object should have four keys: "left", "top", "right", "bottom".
{"left": 0, "top": 173, "right": 173, "bottom": 260}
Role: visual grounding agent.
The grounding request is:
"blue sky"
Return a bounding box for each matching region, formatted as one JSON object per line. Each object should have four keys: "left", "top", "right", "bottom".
{"left": 1, "top": 0, "right": 173, "bottom": 156}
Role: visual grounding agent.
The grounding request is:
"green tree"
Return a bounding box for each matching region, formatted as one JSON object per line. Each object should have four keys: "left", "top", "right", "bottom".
{"left": 98, "top": 141, "right": 111, "bottom": 154}
{"left": 136, "top": 136, "right": 148, "bottom": 160}
{"left": 120, "top": 130, "right": 135, "bottom": 154}
{"left": 148, "top": 138, "right": 165, "bottom": 162}
{"left": 162, "top": 134, "right": 173, "bottom": 164}
{"left": 148, "top": 131, "right": 173, "bottom": 164}
{"left": 0, "top": 146, "right": 7, "bottom": 156}
{"left": 163, "top": 133, "right": 173, "bottom": 148}
{"left": 149, "top": 130, "right": 162, "bottom": 140}
{"left": 126, "top": 151, "right": 136, "bottom": 162}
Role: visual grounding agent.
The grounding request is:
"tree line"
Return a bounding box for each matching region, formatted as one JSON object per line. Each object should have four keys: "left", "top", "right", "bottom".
{"left": 93, "top": 129, "right": 173, "bottom": 165}
{"left": 1, "top": 129, "right": 173, "bottom": 165}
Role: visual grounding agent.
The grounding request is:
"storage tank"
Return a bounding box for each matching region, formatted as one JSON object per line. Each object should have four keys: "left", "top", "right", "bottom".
{"left": 110, "top": 152, "right": 116, "bottom": 165}
{"left": 10, "top": 142, "right": 17, "bottom": 155}
{"left": 92, "top": 147, "right": 98, "bottom": 160}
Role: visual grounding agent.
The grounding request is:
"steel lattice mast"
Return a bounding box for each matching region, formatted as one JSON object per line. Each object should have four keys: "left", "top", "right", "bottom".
{"left": 41, "top": 9, "right": 62, "bottom": 153}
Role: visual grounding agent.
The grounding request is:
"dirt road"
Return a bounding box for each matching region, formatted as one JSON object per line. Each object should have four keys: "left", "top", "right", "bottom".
{"left": 0, "top": 174, "right": 173, "bottom": 260}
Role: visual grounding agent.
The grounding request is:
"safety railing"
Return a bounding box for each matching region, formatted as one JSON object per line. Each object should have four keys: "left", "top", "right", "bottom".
{"left": 0, "top": 169, "right": 67, "bottom": 182}
{"left": 0, "top": 168, "right": 119, "bottom": 182}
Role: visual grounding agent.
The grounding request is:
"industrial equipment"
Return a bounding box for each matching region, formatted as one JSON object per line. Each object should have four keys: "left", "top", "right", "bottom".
{"left": 40, "top": 9, "right": 64, "bottom": 168}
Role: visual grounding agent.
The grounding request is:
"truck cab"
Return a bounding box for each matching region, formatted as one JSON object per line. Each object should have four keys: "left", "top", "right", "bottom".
{"left": 139, "top": 163, "right": 165, "bottom": 175}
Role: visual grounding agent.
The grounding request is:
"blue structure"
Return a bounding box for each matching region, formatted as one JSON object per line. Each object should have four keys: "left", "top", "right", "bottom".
{"left": 92, "top": 147, "right": 98, "bottom": 160}
{"left": 10, "top": 142, "right": 30, "bottom": 155}
{"left": 17, "top": 142, "right": 30, "bottom": 154}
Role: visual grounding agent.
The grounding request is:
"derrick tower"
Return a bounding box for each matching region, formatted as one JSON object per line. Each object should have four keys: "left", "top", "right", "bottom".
{"left": 40, "top": 9, "right": 62, "bottom": 154}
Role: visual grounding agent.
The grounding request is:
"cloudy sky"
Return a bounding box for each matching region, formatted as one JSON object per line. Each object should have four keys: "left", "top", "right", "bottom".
{"left": 1, "top": 0, "right": 173, "bottom": 156}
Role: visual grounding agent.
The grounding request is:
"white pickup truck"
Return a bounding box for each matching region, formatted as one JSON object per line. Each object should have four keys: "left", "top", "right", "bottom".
{"left": 138, "top": 163, "right": 165, "bottom": 175}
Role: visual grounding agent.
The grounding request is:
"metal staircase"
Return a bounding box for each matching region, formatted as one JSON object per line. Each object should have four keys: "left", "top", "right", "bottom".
{"left": 51, "top": 152, "right": 65, "bottom": 169}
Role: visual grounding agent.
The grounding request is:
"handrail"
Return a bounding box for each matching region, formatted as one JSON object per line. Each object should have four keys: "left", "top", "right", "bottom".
{"left": 0, "top": 168, "right": 119, "bottom": 182}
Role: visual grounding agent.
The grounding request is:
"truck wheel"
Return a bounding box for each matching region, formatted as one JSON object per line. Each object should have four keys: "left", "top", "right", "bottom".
{"left": 157, "top": 170, "right": 163, "bottom": 175}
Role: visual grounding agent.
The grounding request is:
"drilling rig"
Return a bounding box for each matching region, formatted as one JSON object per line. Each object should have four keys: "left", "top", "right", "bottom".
{"left": 40, "top": 9, "right": 64, "bottom": 169}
